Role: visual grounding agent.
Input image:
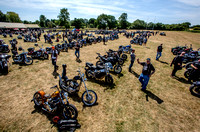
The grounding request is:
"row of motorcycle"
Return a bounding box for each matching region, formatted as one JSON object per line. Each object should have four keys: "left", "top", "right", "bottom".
{"left": 171, "top": 46, "right": 200, "bottom": 98}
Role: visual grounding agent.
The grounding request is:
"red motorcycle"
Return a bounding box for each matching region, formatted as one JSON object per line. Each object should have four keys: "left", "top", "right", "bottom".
{"left": 27, "top": 44, "right": 48, "bottom": 59}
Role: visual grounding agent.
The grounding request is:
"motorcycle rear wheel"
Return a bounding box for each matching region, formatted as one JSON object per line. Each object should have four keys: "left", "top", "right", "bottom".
{"left": 63, "top": 104, "right": 78, "bottom": 119}
{"left": 122, "top": 54, "right": 127, "bottom": 60}
{"left": 190, "top": 85, "right": 200, "bottom": 98}
{"left": 24, "top": 57, "right": 33, "bottom": 65}
{"left": 44, "top": 54, "right": 49, "bottom": 59}
{"left": 33, "top": 93, "right": 43, "bottom": 106}
{"left": 82, "top": 90, "right": 97, "bottom": 106}
{"left": 114, "top": 65, "right": 122, "bottom": 74}
{"left": 105, "top": 75, "right": 113, "bottom": 84}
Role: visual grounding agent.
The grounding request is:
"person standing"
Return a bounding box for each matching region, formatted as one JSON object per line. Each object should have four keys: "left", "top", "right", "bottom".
{"left": 170, "top": 52, "right": 185, "bottom": 77}
{"left": 103, "top": 34, "right": 106, "bottom": 45}
{"left": 62, "top": 32, "right": 65, "bottom": 42}
{"left": 75, "top": 42, "right": 80, "bottom": 60}
{"left": 156, "top": 44, "right": 163, "bottom": 60}
{"left": 137, "top": 58, "right": 155, "bottom": 91}
{"left": 51, "top": 46, "right": 58, "bottom": 72}
{"left": 129, "top": 49, "right": 136, "bottom": 72}
{"left": 44, "top": 34, "right": 47, "bottom": 43}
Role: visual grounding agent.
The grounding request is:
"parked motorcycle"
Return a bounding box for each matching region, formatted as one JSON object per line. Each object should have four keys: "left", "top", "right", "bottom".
{"left": 85, "top": 62, "right": 113, "bottom": 84}
{"left": 0, "top": 54, "right": 11, "bottom": 74}
{"left": 12, "top": 47, "right": 33, "bottom": 65}
{"left": 0, "top": 39, "right": 10, "bottom": 53}
{"left": 27, "top": 44, "right": 49, "bottom": 59}
{"left": 32, "top": 85, "right": 78, "bottom": 119}
{"left": 96, "top": 53, "right": 122, "bottom": 74}
{"left": 189, "top": 81, "right": 200, "bottom": 98}
{"left": 59, "top": 65, "right": 97, "bottom": 106}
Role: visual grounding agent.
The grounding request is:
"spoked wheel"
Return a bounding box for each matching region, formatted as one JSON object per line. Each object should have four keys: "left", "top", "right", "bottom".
{"left": 82, "top": 90, "right": 97, "bottom": 106}
{"left": 63, "top": 104, "right": 78, "bottom": 119}
{"left": 33, "top": 93, "right": 43, "bottom": 106}
{"left": 190, "top": 85, "right": 200, "bottom": 98}
{"left": 118, "top": 59, "right": 124, "bottom": 65}
{"left": 44, "top": 54, "right": 49, "bottom": 59}
{"left": 24, "top": 57, "right": 33, "bottom": 65}
{"left": 114, "top": 65, "right": 122, "bottom": 74}
{"left": 105, "top": 75, "right": 113, "bottom": 84}
{"left": 122, "top": 54, "right": 127, "bottom": 60}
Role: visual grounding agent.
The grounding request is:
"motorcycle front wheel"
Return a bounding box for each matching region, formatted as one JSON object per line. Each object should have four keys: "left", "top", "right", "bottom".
{"left": 24, "top": 57, "right": 33, "bottom": 65}
{"left": 105, "top": 75, "right": 113, "bottom": 84}
{"left": 114, "top": 65, "right": 122, "bottom": 74}
{"left": 184, "top": 70, "right": 190, "bottom": 78}
{"left": 122, "top": 54, "right": 127, "bottom": 60}
{"left": 190, "top": 85, "right": 200, "bottom": 98}
{"left": 43, "top": 54, "right": 49, "bottom": 60}
{"left": 63, "top": 104, "right": 78, "bottom": 119}
{"left": 82, "top": 90, "right": 97, "bottom": 106}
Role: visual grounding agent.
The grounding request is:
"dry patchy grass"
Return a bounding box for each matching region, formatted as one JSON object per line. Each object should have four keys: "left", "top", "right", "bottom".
{"left": 0, "top": 31, "right": 200, "bottom": 132}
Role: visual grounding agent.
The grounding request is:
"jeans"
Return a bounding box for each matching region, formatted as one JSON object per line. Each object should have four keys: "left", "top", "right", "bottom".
{"left": 156, "top": 52, "right": 162, "bottom": 60}
{"left": 171, "top": 65, "right": 181, "bottom": 76}
{"left": 129, "top": 61, "right": 134, "bottom": 71}
{"left": 139, "top": 73, "right": 150, "bottom": 90}
{"left": 52, "top": 59, "right": 57, "bottom": 72}
{"left": 75, "top": 50, "right": 80, "bottom": 58}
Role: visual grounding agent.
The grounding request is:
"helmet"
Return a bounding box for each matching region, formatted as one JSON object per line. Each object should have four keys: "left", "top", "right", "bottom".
{"left": 52, "top": 46, "right": 55, "bottom": 50}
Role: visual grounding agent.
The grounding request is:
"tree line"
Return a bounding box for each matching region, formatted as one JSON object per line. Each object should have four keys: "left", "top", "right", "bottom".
{"left": 0, "top": 9, "right": 195, "bottom": 31}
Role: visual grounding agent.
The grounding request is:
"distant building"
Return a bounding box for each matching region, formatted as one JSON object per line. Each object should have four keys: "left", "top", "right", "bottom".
{"left": 0, "top": 22, "right": 40, "bottom": 31}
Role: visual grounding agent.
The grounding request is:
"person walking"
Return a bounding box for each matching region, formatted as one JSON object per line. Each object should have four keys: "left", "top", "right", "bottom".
{"left": 51, "top": 46, "right": 59, "bottom": 73}
{"left": 156, "top": 44, "right": 163, "bottom": 60}
{"left": 137, "top": 58, "right": 155, "bottom": 91}
{"left": 129, "top": 49, "right": 136, "bottom": 72}
{"left": 75, "top": 42, "right": 80, "bottom": 60}
{"left": 170, "top": 52, "right": 185, "bottom": 77}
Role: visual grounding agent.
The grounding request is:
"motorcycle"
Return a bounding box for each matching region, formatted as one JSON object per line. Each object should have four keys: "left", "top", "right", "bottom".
{"left": 27, "top": 43, "right": 49, "bottom": 59}
{"left": 96, "top": 53, "right": 122, "bottom": 74}
{"left": 189, "top": 81, "right": 200, "bottom": 98}
{"left": 32, "top": 85, "right": 78, "bottom": 119}
{"left": 59, "top": 65, "right": 97, "bottom": 106}
{"left": 184, "top": 66, "right": 200, "bottom": 82}
{"left": 0, "top": 39, "right": 10, "bottom": 53}
{"left": 12, "top": 47, "right": 33, "bottom": 65}
{"left": 0, "top": 54, "right": 11, "bottom": 74}
{"left": 85, "top": 62, "right": 114, "bottom": 84}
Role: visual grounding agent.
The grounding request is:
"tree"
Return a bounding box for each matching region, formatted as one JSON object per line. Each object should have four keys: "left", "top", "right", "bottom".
{"left": 131, "top": 19, "right": 146, "bottom": 29}
{"left": 118, "top": 13, "right": 128, "bottom": 29}
{"left": 71, "top": 18, "right": 85, "bottom": 29}
{"left": 107, "top": 15, "right": 117, "bottom": 29}
{"left": 88, "top": 18, "right": 97, "bottom": 28}
{"left": 23, "top": 20, "right": 30, "bottom": 24}
{"left": 0, "top": 10, "right": 7, "bottom": 22}
{"left": 96, "top": 14, "right": 108, "bottom": 29}
{"left": 6, "top": 12, "right": 21, "bottom": 22}
{"left": 57, "top": 8, "right": 70, "bottom": 28}
{"left": 39, "top": 15, "right": 46, "bottom": 27}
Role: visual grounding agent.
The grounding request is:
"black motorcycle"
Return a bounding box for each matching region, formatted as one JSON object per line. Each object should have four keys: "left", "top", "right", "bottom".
{"left": 59, "top": 65, "right": 97, "bottom": 106}
{"left": 0, "top": 39, "right": 10, "bottom": 53}
{"left": 12, "top": 47, "right": 33, "bottom": 65}
{"left": 184, "top": 67, "right": 200, "bottom": 82}
{"left": 0, "top": 54, "right": 11, "bottom": 74}
{"left": 190, "top": 81, "right": 200, "bottom": 98}
{"left": 96, "top": 53, "right": 122, "bottom": 74}
{"left": 27, "top": 44, "right": 49, "bottom": 60}
{"left": 85, "top": 62, "right": 113, "bottom": 84}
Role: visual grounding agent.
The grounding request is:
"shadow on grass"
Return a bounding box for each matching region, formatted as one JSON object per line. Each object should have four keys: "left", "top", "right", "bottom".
{"left": 88, "top": 79, "right": 116, "bottom": 90}
{"left": 76, "top": 58, "right": 82, "bottom": 63}
{"left": 52, "top": 71, "right": 59, "bottom": 79}
{"left": 110, "top": 72, "right": 124, "bottom": 78}
{"left": 158, "top": 60, "right": 169, "bottom": 65}
{"left": 31, "top": 105, "right": 81, "bottom": 131}
{"left": 142, "top": 90, "right": 164, "bottom": 104}
{"left": 130, "top": 71, "right": 140, "bottom": 78}
{"left": 174, "top": 76, "right": 191, "bottom": 84}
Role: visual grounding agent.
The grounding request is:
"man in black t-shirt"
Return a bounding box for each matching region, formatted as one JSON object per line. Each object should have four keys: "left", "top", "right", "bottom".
{"left": 170, "top": 52, "right": 185, "bottom": 77}
{"left": 137, "top": 58, "right": 155, "bottom": 91}
{"left": 75, "top": 42, "right": 80, "bottom": 60}
{"left": 156, "top": 44, "right": 163, "bottom": 60}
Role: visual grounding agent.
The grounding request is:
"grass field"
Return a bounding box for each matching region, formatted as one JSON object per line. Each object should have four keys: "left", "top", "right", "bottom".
{"left": 0, "top": 31, "right": 200, "bottom": 132}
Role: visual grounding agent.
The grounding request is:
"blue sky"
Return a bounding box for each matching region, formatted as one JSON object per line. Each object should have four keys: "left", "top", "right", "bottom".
{"left": 0, "top": 0, "right": 200, "bottom": 25}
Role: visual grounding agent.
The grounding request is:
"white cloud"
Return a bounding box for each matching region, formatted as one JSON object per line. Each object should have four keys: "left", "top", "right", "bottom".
{"left": 176, "top": 0, "right": 200, "bottom": 6}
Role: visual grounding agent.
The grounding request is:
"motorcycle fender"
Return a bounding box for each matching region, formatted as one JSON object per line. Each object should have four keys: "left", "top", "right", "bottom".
{"left": 38, "top": 91, "right": 46, "bottom": 98}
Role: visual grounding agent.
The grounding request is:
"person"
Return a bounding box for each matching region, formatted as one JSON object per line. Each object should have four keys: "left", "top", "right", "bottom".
{"left": 51, "top": 46, "right": 58, "bottom": 72}
{"left": 62, "top": 33, "right": 65, "bottom": 42}
{"left": 137, "top": 58, "right": 155, "bottom": 91}
{"left": 170, "top": 52, "right": 185, "bottom": 77}
{"left": 103, "top": 35, "right": 106, "bottom": 45}
{"left": 188, "top": 59, "right": 200, "bottom": 82}
{"left": 44, "top": 34, "right": 47, "bottom": 43}
{"left": 143, "top": 37, "right": 147, "bottom": 47}
{"left": 129, "top": 49, "right": 136, "bottom": 72}
{"left": 75, "top": 42, "right": 80, "bottom": 60}
{"left": 156, "top": 44, "right": 163, "bottom": 60}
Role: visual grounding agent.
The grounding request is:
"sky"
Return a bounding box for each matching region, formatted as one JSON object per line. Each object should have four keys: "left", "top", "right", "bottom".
{"left": 0, "top": 0, "right": 200, "bottom": 25}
